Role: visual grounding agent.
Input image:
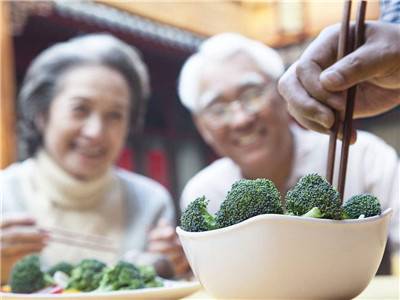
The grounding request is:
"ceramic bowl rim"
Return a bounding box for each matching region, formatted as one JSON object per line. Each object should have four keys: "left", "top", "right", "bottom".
{"left": 176, "top": 208, "right": 392, "bottom": 238}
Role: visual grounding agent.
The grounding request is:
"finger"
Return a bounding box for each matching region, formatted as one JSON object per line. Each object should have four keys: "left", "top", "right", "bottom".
{"left": 172, "top": 256, "right": 190, "bottom": 276}
{"left": 1, "top": 242, "right": 46, "bottom": 257}
{"left": 288, "top": 108, "right": 331, "bottom": 135}
{"left": 320, "top": 44, "right": 393, "bottom": 91}
{"left": 300, "top": 24, "right": 340, "bottom": 70}
{"left": 1, "top": 227, "right": 49, "bottom": 244}
{"left": 148, "top": 240, "right": 182, "bottom": 254}
{"left": 1, "top": 215, "right": 36, "bottom": 229}
{"left": 296, "top": 59, "right": 344, "bottom": 112}
{"left": 148, "top": 226, "right": 175, "bottom": 241}
{"left": 279, "top": 66, "right": 335, "bottom": 129}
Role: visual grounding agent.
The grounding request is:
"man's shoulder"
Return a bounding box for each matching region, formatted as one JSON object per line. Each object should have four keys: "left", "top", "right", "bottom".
{"left": 187, "top": 157, "right": 238, "bottom": 185}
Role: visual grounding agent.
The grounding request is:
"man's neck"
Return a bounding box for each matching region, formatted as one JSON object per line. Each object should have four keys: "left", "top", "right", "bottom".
{"left": 241, "top": 128, "right": 294, "bottom": 194}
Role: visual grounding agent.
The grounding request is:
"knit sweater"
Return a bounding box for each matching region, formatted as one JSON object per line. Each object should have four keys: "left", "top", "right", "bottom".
{"left": 1, "top": 151, "right": 175, "bottom": 268}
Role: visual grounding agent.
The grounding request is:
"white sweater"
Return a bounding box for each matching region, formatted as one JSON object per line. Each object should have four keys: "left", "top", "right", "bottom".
{"left": 1, "top": 152, "right": 175, "bottom": 267}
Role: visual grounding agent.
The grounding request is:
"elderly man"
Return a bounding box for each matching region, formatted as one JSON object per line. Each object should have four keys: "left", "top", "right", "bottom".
{"left": 177, "top": 33, "right": 399, "bottom": 266}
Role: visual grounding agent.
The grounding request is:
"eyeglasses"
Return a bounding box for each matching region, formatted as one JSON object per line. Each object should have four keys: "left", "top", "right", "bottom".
{"left": 200, "top": 85, "right": 275, "bottom": 127}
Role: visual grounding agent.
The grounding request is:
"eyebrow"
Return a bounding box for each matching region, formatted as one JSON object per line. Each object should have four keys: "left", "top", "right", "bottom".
{"left": 236, "top": 73, "right": 265, "bottom": 92}
{"left": 70, "top": 96, "right": 128, "bottom": 111}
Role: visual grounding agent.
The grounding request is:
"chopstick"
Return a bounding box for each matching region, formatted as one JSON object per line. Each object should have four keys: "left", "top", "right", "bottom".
{"left": 41, "top": 226, "right": 118, "bottom": 253}
{"left": 326, "top": 0, "right": 352, "bottom": 184}
{"left": 326, "top": 0, "right": 367, "bottom": 204}
{"left": 337, "top": 0, "right": 367, "bottom": 202}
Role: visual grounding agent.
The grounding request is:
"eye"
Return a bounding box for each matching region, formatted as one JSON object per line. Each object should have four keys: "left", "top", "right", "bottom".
{"left": 106, "top": 111, "right": 124, "bottom": 121}
{"left": 72, "top": 104, "right": 90, "bottom": 116}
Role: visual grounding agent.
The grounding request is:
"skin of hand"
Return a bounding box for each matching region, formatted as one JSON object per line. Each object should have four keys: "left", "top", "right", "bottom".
{"left": 278, "top": 21, "right": 400, "bottom": 141}
{"left": 147, "top": 219, "right": 190, "bottom": 277}
{"left": 0, "top": 214, "right": 48, "bottom": 283}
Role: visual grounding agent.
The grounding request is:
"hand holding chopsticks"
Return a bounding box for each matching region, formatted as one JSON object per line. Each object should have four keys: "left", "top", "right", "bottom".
{"left": 278, "top": 4, "right": 400, "bottom": 138}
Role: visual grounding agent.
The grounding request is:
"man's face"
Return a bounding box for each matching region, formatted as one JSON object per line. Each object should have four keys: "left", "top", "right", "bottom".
{"left": 195, "top": 53, "right": 290, "bottom": 172}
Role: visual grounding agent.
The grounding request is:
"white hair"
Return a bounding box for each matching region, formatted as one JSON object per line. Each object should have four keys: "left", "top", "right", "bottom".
{"left": 178, "top": 33, "right": 285, "bottom": 112}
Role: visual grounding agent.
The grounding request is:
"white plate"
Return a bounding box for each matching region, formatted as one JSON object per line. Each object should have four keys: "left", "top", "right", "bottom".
{"left": 0, "top": 280, "right": 201, "bottom": 300}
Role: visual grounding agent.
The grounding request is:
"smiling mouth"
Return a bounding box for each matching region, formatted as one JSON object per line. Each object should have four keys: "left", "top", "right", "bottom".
{"left": 235, "top": 128, "right": 267, "bottom": 147}
{"left": 76, "top": 147, "right": 105, "bottom": 158}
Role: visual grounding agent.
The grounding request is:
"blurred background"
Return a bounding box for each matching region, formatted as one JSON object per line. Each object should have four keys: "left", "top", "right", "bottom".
{"left": 1, "top": 0, "right": 398, "bottom": 213}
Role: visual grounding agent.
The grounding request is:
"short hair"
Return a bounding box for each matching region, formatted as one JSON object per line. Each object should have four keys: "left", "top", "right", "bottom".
{"left": 178, "top": 33, "right": 285, "bottom": 112}
{"left": 18, "top": 33, "right": 150, "bottom": 157}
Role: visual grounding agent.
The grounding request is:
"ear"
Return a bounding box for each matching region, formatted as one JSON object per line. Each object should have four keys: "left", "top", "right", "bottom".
{"left": 193, "top": 115, "right": 214, "bottom": 145}
{"left": 34, "top": 113, "right": 47, "bottom": 132}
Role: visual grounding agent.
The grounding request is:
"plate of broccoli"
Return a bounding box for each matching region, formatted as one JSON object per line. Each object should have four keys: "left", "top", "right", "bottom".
{"left": 1, "top": 256, "right": 200, "bottom": 299}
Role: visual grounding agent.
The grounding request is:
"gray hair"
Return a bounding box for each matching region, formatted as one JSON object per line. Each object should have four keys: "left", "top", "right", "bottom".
{"left": 178, "top": 32, "right": 284, "bottom": 112}
{"left": 19, "top": 33, "right": 150, "bottom": 157}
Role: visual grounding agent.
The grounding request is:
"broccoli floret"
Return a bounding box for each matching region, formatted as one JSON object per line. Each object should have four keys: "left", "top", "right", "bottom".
{"left": 215, "top": 178, "right": 283, "bottom": 228}
{"left": 47, "top": 262, "right": 74, "bottom": 276}
{"left": 138, "top": 265, "right": 163, "bottom": 288}
{"left": 285, "top": 173, "right": 342, "bottom": 220}
{"left": 9, "top": 254, "right": 46, "bottom": 293}
{"left": 343, "top": 194, "right": 381, "bottom": 219}
{"left": 97, "top": 261, "right": 144, "bottom": 291}
{"left": 180, "top": 196, "right": 217, "bottom": 232}
{"left": 67, "top": 259, "right": 106, "bottom": 292}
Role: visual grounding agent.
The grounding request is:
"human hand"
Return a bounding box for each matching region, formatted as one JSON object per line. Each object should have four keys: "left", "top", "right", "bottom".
{"left": 0, "top": 214, "right": 48, "bottom": 283}
{"left": 147, "top": 219, "right": 190, "bottom": 277}
{"left": 278, "top": 21, "right": 400, "bottom": 137}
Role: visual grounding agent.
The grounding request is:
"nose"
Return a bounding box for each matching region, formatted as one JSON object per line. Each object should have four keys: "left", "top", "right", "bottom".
{"left": 81, "top": 115, "right": 104, "bottom": 140}
{"left": 229, "top": 102, "right": 255, "bottom": 129}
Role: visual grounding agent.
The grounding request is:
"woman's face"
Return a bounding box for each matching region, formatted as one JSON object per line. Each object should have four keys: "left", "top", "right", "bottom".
{"left": 41, "top": 64, "right": 131, "bottom": 180}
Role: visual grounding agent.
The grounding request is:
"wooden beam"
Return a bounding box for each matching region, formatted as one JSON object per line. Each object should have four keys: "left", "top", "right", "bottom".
{"left": 97, "top": 1, "right": 379, "bottom": 47}
{"left": 1, "top": 1, "right": 17, "bottom": 169}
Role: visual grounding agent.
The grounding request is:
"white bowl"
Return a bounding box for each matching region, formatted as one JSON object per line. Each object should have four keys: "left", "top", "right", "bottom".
{"left": 177, "top": 208, "right": 392, "bottom": 299}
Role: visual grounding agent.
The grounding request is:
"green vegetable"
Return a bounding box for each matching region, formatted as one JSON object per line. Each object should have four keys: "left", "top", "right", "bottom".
{"left": 138, "top": 265, "right": 163, "bottom": 288}
{"left": 67, "top": 259, "right": 106, "bottom": 292}
{"left": 97, "top": 261, "right": 144, "bottom": 291}
{"left": 343, "top": 194, "right": 381, "bottom": 219}
{"left": 180, "top": 196, "right": 217, "bottom": 232}
{"left": 9, "top": 254, "right": 47, "bottom": 293}
{"left": 47, "top": 262, "right": 74, "bottom": 276}
{"left": 215, "top": 178, "right": 283, "bottom": 228}
{"left": 285, "top": 174, "right": 342, "bottom": 220}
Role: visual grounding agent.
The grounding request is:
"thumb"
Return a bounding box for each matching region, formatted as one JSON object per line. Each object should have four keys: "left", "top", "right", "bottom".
{"left": 320, "top": 45, "right": 382, "bottom": 91}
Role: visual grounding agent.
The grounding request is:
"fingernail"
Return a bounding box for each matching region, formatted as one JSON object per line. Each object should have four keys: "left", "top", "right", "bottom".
{"left": 320, "top": 70, "right": 345, "bottom": 88}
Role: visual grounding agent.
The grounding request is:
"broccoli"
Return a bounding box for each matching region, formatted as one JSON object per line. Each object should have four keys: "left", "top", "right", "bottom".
{"left": 97, "top": 261, "right": 144, "bottom": 291}
{"left": 180, "top": 196, "right": 217, "bottom": 232}
{"left": 285, "top": 173, "right": 342, "bottom": 220}
{"left": 47, "top": 262, "right": 74, "bottom": 276}
{"left": 215, "top": 178, "right": 283, "bottom": 228}
{"left": 138, "top": 265, "right": 163, "bottom": 288}
{"left": 9, "top": 254, "right": 48, "bottom": 293}
{"left": 343, "top": 194, "right": 381, "bottom": 219}
{"left": 66, "top": 259, "right": 106, "bottom": 292}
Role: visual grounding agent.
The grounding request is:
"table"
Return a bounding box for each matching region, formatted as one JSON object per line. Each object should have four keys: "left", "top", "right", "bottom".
{"left": 182, "top": 276, "right": 399, "bottom": 299}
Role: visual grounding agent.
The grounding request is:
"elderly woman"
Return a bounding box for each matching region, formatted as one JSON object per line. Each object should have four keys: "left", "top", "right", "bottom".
{"left": 0, "top": 34, "right": 187, "bottom": 282}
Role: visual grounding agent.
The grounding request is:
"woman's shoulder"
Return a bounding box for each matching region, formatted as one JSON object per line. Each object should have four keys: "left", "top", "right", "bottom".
{"left": 0, "top": 159, "right": 33, "bottom": 183}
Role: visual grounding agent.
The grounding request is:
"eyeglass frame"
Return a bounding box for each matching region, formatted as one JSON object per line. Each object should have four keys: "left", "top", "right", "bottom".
{"left": 198, "top": 83, "right": 276, "bottom": 128}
